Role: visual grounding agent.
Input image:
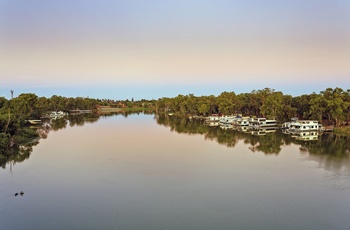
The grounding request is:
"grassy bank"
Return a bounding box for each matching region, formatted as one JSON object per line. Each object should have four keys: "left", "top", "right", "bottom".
{"left": 334, "top": 126, "right": 350, "bottom": 136}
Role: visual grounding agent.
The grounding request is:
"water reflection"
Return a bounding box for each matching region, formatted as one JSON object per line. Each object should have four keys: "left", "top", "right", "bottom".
{"left": 1, "top": 113, "right": 349, "bottom": 229}
{"left": 0, "top": 139, "right": 37, "bottom": 169}
{"left": 156, "top": 114, "right": 350, "bottom": 170}
{"left": 2, "top": 112, "right": 349, "bottom": 173}
{"left": 0, "top": 111, "right": 152, "bottom": 168}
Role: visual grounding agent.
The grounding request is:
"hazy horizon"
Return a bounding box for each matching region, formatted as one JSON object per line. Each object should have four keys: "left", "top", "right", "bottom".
{"left": 1, "top": 0, "right": 349, "bottom": 100}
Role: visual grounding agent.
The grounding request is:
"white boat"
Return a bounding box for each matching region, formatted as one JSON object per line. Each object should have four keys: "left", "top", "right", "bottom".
{"left": 49, "top": 111, "right": 66, "bottom": 117}
{"left": 289, "top": 120, "right": 323, "bottom": 133}
{"left": 206, "top": 114, "right": 220, "bottom": 122}
{"left": 249, "top": 118, "right": 277, "bottom": 129}
{"left": 219, "top": 115, "right": 237, "bottom": 124}
{"left": 42, "top": 111, "right": 67, "bottom": 119}
{"left": 27, "top": 119, "right": 42, "bottom": 125}
{"left": 234, "top": 117, "right": 250, "bottom": 126}
{"left": 282, "top": 117, "right": 298, "bottom": 129}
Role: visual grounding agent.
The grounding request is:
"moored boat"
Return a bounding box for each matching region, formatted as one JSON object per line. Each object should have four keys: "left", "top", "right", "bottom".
{"left": 26, "top": 119, "right": 42, "bottom": 125}
{"left": 206, "top": 114, "right": 220, "bottom": 122}
{"left": 281, "top": 117, "right": 298, "bottom": 129}
{"left": 249, "top": 117, "right": 277, "bottom": 129}
{"left": 289, "top": 120, "right": 323, "bottom": 133}
{"left": 233, "top": 116, "right": 250, "bottom": 126}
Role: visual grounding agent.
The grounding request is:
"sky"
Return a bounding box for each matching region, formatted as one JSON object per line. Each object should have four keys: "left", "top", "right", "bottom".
{"left": 1, "top": 0, "right": 349, "bottom": 100}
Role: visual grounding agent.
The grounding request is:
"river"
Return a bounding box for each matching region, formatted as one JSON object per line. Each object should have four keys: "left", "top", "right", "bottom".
{"left": 1, "top": 113, "right": 349, "bottom": 230}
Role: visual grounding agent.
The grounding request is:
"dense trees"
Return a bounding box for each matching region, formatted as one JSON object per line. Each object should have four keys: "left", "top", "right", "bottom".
{"left": 156, "top": 87, "right": 350, "bottom": 126}
{"left": 0, "top": 92, "right": 155, "bottom": 166}
{"left": 0, "top": 94, "right": 155, "bottom": 153}
{"left": 1, "top": 87, "right": 350, "bottom": 153}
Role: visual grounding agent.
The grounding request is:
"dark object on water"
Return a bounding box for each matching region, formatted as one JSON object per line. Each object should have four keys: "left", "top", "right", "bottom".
{"left": 20, "top": 191, "right": 24, "bottom": 196}
{"left": 15, "top": 193, "right": 18, "bottom": 196}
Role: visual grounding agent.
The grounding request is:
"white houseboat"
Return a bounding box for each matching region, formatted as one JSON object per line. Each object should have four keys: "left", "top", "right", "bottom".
{"left": 206, "top": 114, "right": 220, "bottom": 122}
{"left": 249, "top": 117, "right": 277, "bottom": 129}
{"left": 219, "top": 115, "right": 237, "bottom": 125}
{"left": 281, "top": 117, "right": 298, "bottom": 129}
{"left": 205, "top": 114, "right": 220, "bottom": 127}
{"left": 289, "top": 120, "right": 323, "bottom": 133}
{"left": 234, "top": 117, "right": 250, "bottom": 126}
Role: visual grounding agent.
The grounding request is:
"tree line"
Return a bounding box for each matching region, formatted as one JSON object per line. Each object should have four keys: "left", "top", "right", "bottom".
{"left": 1, "top": 87, "right": 350, "bottom": 155}
{"left": 0, "top": 93, "right": 155, "bottom": 154}
{"left": 156, "top": 87, "right": 350, "bottom": 126}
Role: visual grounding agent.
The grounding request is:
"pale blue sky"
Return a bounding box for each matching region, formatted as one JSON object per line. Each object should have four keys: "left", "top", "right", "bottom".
{"left": 1, "top": 0, "right": 349, "bottom": 100}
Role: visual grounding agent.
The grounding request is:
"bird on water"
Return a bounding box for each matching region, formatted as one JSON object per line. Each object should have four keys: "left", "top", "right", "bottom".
{"left": 14, "top": 191, "right": 24, "bottom": 196}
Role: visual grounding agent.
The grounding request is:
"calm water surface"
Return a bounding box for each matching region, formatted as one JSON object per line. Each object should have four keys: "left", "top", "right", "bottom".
{"left": 1, "top": 113, "right": 349, "bottom": 230}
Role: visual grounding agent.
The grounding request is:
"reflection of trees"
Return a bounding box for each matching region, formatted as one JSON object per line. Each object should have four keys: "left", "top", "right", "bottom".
{"left": 248, "top": 134, "right": 283, "bottom": 155}
{"left": 156, "top": 115, "right": 283, "bottom": 152}
{"left": 297, "top": 134, "right": 350, "bottom": 172}
{"left": 0, "top": 112, "right": 152, "bottom": 168}
{"left": 155, "top": 115, "right": 350, "bottom": 170}
{"left": 0, "top": 136, "right": 39, "bottom": 169}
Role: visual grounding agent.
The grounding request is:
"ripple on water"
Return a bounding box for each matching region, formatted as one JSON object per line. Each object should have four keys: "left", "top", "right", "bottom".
{"left": 323, "top": 171, "right": 350, "bottom": 192}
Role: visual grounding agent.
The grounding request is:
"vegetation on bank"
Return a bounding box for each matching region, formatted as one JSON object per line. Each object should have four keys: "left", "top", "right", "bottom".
{"left": 0, "top": 93, "right": 156, "bottom": 154}
{"left": 1, "top": 87, "right": 350, "bottom": 155}
{"left": 157, "top": 87, "right": 350, "bottom": 127}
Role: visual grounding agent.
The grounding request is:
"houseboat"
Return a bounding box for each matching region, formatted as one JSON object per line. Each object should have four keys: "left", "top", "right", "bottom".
{"left": 206, "top": 114, "right": 220, "bottom": 122}
{"left": 205, "top": 114, "right": 220, "bottom": 126}
{"left": 249, "top": 117, "right": 277, "bottom": 129}
{"left": 219, "top": 115, "right": 237, "bottom": 124}
{"left": 281, "top": 117, "right": 298, "bottom": 129}
{"left": 289, "top": 120, "right": 323, "bottom": 133}
{"left": 234, "top": 117, "right": 250, "bottom": 126}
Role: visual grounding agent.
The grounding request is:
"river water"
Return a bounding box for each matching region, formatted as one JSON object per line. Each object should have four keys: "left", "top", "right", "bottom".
{"left": 1, "top": 113, "right": 349, "bottom": 230}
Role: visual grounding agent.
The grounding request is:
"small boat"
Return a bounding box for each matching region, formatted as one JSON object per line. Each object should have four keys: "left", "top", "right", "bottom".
{"left": 27, "top": 119, "right": 42, "bottom": 125}
{"left": 49, "top": 111, "right": 66, "bottom": 118}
